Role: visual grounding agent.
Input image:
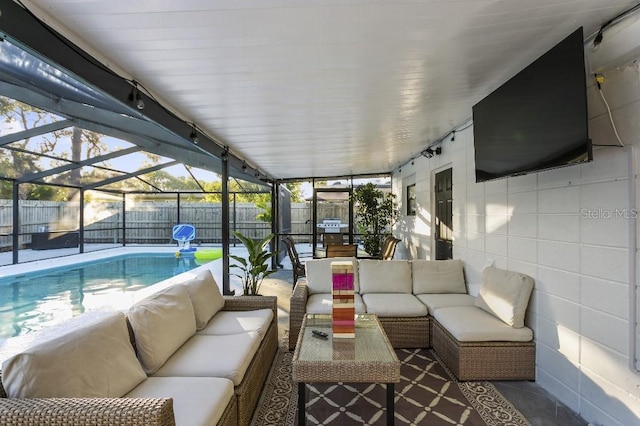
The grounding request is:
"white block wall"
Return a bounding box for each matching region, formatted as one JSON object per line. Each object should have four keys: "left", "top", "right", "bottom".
{"left": 392, "top": 57, "right": 640, "bottom": 425}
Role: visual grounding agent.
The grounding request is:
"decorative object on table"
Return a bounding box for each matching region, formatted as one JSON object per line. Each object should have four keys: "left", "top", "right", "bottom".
{"left": 229, "top": 231, "right": 278, "bottom": 295}
{"left": 351, "top": 182, "right": 398, "bottom": 257}
{"left": 331, "top": 260, "right": 355, "bottom": 338}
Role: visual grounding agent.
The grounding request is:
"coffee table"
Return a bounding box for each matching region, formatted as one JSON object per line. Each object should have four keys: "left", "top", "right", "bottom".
{"left": 292, "top": 314, "right": 400, "bottom": 425}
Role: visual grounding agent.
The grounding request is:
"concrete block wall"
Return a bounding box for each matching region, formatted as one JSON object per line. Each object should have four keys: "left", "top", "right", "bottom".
{"left": 392, "top": 56, "right": 640, "bottom": 425}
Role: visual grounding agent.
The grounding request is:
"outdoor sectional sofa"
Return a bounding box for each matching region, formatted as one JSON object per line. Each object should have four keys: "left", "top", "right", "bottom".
{"left": 289, "top": 258, "right": 535, "bottom": 381}
{"left": 0, "top": 268, "right": 278, "bottom": 426}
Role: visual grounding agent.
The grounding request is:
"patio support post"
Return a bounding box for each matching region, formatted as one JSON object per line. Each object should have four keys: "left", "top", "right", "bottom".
{"left": 221, "top": 154, "right": 234, "bottom": 295}
{"left": 348, "top": 180, "right": 354, "bottom": 245}
{"left": 271, "top": 182, "right": 279, "bottom": 270}
{"left": 232, "top": 192, "right": 237, "bottom": 246}
{"left": 79, "top": 189, "right": 84, "bottom": 254}
{"left": 312, "top": 188, "right": 317, "bottom": 251}
{"left": 12, "top": 182, "right": 19, "bottom": 264}
{"left": 122, "top": 193, "right": 126, "bottom": 246}
{"left": 176, "top": 192, "right": 181, "bottom": 226}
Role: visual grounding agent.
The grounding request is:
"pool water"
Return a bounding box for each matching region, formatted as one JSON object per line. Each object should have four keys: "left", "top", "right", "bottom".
{"left": 0, "top": 254, "right": 205, "bottom": 338}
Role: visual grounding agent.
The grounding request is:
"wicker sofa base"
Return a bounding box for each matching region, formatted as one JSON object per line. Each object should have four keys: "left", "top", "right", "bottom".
{"left": 218, "top": 396, "right": 238, "bottom": 426}
{"left": 432, "top": 320, "right": 535, "bottom": 381}
{"left": 234, "top": 319, "right": 278, "bottom": 426}
{"left": 379, "top": 316, "right": 430, "bottom": 348}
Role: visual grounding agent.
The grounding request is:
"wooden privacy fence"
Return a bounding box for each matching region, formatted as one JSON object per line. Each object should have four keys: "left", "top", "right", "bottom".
{"left": 0, "top": 200, "right": 348, "bottom": 250}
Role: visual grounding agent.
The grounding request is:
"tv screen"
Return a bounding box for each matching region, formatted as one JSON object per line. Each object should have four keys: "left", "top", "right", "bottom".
{"left": 473, "top": 27, "right": 592, "bottom": 183}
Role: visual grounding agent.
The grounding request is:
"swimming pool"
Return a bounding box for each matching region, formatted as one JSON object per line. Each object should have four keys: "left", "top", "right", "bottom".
{"left": 0, "top": 253, "right": 206, "bottom": 338}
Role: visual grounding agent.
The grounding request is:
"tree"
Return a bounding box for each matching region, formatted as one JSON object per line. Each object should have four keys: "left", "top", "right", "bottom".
{"left": 0, "top": 97, "right": 108, "bottom": 200}
{"left": 351, "top": 183, "right": 398, "bottom": 257}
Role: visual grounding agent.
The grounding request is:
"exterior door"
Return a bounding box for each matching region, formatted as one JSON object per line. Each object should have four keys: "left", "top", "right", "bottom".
{"left": 435, "top": 168, "right": 453, "bottom": 260}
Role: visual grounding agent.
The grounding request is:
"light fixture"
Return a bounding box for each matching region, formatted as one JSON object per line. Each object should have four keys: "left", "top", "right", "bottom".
{"left": 592, "top": 28, "right": 603, "bottom": 50}
{"left": 189, "top": 125, "right": 199, "bottom": 144}
{"left": 422, "top": 146, "right": 442, "bottom": 158}
{"left": 242, "top": 162, "right": 248, "bottom": 173}
{"left": 128, "top": 82, "right": 145, "bottom": 110}
{"left": 451, "top": 130, "right": 456, "bottom": 142}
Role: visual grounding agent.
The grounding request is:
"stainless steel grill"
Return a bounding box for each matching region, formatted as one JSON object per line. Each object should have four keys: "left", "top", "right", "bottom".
{"left": 316, "top": 218, "right": 348, "bottom": 233}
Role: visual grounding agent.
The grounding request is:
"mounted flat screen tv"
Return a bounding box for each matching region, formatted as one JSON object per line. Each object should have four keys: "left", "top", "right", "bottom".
{"left": 473, "top": 27, "right": 592, "bottom": 183}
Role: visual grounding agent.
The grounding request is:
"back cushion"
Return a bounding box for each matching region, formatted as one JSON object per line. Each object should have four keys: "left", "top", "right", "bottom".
{"left": 412, "top": 259, "right": 466, "bottom": 294}
{"left": 1, "top": 311, "right": 146, "bottom": 398}
{"left": 358, "top": 260, "right": 412, "bottom": 294}
{"left": 184, "top": 269, "right": 225, "bottom": 330}
{"left": 128, "top": 284, "right": 197, "bottom": 374}
{"left": 475, "top": 267, "right": 534, "bottom": 328}
{"left": 306, "top": 257, "right": 359, "bottom": 294}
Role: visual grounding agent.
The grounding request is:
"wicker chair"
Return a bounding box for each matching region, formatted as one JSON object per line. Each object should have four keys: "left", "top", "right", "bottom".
{"left": 380, "top": 236, "right": 401, "bottom": 260}
{"left": 281, "top": 236, "right": 307, "bottom": 286}
{"left": 325, "top": 244, "right": 358, "bottom": 258}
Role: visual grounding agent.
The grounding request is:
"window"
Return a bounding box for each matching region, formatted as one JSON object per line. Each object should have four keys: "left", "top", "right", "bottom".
{"left": 406, "top": 184, "right": 416, "bottom": 216}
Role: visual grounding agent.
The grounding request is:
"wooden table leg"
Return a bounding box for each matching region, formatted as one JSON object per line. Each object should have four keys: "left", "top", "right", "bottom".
{"left": 387, "top": 383, "right": 395, "bottom": 425}
{"left": 298, "top": 382, "right": 306, "bottom": 425}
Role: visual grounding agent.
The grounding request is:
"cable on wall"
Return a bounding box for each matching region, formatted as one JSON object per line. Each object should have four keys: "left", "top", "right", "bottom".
{"left": 590, "top": 2, "right": 640, "bottom": 50}
{"left": 593, "top": 74, "right": 625, "bottom": 147}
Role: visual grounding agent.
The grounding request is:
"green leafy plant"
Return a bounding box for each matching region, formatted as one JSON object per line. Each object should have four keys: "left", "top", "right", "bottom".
{"left": 229, "top": 231, "right": 278, "bottom": 295}
{"left": 351, "top": 183, "right": 398, "bottom": 257}
{"left": 255, "top": 197, "right": 271, "bottom": 223}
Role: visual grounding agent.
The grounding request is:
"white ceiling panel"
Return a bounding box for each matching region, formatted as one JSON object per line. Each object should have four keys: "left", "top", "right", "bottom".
{"left": 19, "top": 0, "right": 640, "bottom": 179}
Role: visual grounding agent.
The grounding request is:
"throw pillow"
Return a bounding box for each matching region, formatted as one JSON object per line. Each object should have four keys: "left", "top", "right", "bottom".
{"left": 128, "top": 284, "right": 197, "bottom": 374}
{"left": 412, "top": 259, "right": 467, "bottom": 294}
{"left": 474, "top": 266, "right": 534, "bottom": 328}
{"left": 184, "top": 269, "right": 225, "bottom": 330}
{"left": 1, "top": 311, "right": 146, "bottom": 398}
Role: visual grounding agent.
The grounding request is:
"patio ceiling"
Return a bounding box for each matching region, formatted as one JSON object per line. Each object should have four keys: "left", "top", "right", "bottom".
{"left": 7, "top": 0, "right": 640, "bottom": 180}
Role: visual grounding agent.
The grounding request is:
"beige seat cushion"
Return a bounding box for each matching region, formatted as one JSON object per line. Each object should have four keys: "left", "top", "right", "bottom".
{"left": 434, "top": 306, "right": 533, "bottom": 342}
{"left": 306, "top": 257, "right": 360, "bottom": 294}
{"left": 362, "top": 293, "right": 428, "bottom": 317}
{"left": 358, "top": 259, "right": 412, "bottom": 294}
{"left": 183, "top": 269, "right": 225, "bottom": 330}
{"left": 1, "top": 311, "right": 146, "bottom": 398}
{"left": 475, "top": 267, "right": 534, "bottom": 328}
{"left": 306, "top": 293, "right": 366, "bottom": 315}
{"left": 126, "top": 376, "right": 234, "bottom": 426}
{"left": 416, "top": 293, "right": 476, "bottom": 315}
{"left": 152, "top": 332, "right": 261, "bottom": 386}
{"left": 197, "top": 308, "right": 273, "bottom": 338}
{"left": 128, "top": 284, "right": 197, "bottom": 374}
{"left": 412, "top": 259, "right": 467, "bottom": 294}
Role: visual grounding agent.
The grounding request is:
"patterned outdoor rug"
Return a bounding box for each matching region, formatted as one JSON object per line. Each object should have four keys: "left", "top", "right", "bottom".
{"left": 252, "top": 348, "right": 531, "bottom": 426}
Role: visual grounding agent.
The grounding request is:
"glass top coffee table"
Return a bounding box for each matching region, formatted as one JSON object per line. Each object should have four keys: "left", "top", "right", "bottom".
{"left": 292, "top": 314, "right": 400, "bottom": 425}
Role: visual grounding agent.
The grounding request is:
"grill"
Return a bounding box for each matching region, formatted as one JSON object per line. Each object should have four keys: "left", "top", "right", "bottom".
{"left": 316, "top": 218, "right": 348, "bottom": 234}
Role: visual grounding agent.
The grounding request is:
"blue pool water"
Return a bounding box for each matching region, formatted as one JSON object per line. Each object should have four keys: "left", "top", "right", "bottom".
{"left": 0, "top": 253, "right": 205, "bottom": 338}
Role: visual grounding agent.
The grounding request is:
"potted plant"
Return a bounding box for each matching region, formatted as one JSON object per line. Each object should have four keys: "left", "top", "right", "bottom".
{"left": 229, "top": 231, "right": 278, "bottom": 295}
{"left": 351, "top": 183, "right": 398, "bottom": 257}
